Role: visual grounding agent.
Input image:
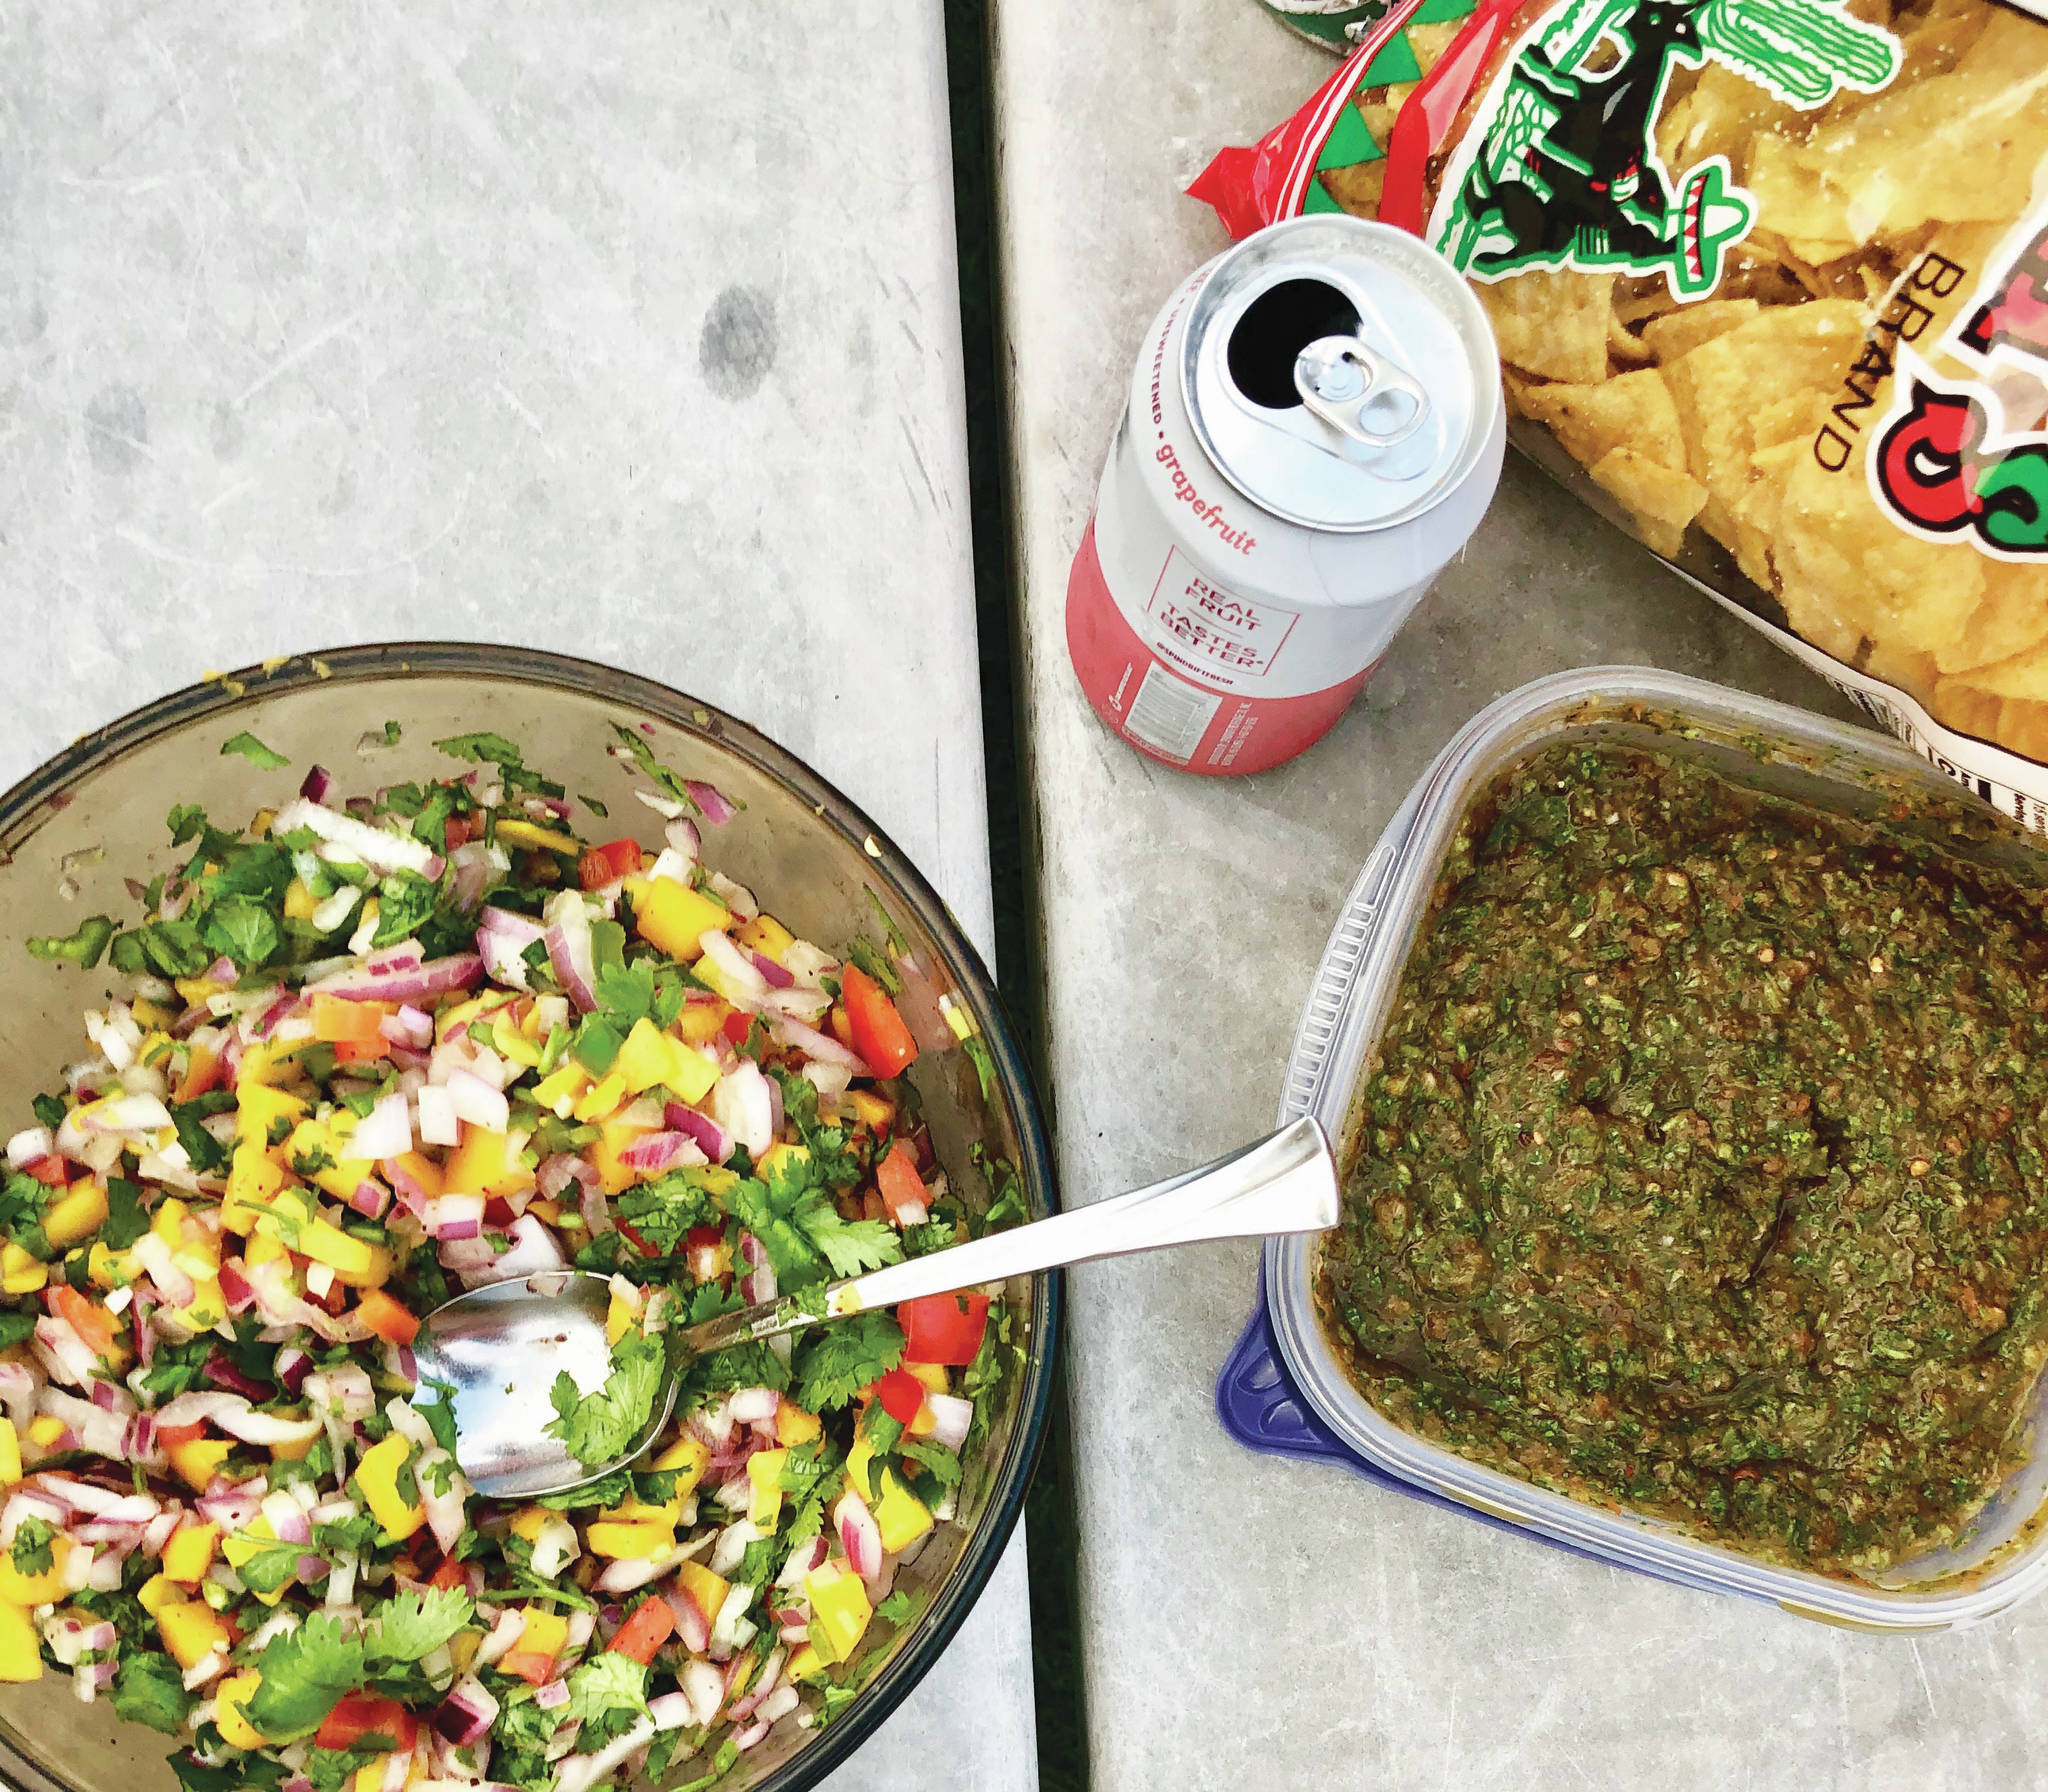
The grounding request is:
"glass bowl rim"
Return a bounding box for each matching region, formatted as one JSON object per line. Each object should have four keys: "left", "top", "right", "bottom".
{"left": 0, "top": 639, "right": 1061, "bottom": 1792}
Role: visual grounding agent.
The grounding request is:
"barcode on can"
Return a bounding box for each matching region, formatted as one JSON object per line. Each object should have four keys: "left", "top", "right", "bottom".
{"left": 1123, "top": 663, "right": 1221, "bottom": 763}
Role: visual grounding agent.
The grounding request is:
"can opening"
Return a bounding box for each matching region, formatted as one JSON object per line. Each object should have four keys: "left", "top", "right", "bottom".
{"left": 1225, "top": 279, "right": 1362, "bottom": 411}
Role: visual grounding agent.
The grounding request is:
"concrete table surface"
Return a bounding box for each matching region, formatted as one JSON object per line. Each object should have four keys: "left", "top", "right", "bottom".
{"left": 992, "top": 4, "right": 2048, "bottom": 1788}
{"left": 0, "top": 6, "right": 1034, "bottom": 1789}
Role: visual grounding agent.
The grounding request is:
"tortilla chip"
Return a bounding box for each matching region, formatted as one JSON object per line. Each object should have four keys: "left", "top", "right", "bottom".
{"left": 1641, "top": 300, "right": 1760, "bottom": 365}
{"left": 1475, "top": 270, "right": 1613, "bottom": 384}
{"left": 1992, "top": 699, "right": 2048, "bottom": 764}
{"left": 1587, "top": 448, "right": 1709, "bottom": 558}
{"left": 1517, "top": 369, "right": 1687, "bottom": 472}
{"left": 1662, "top": 300, "right": 1867, "bottom": 540}
{"left": 1770, "top": 12, "right": 2048, "bottom": 246}
{"left": 1406, "top": 20, "right": 1466, "bottom": 76}
{"left": 1321, "top": 160, "right": 1386, "bottom": 218}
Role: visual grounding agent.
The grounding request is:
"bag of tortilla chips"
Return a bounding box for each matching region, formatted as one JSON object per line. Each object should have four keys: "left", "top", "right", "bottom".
{"left": 1193, "top": 0, "right": 2048, "bottom": 825}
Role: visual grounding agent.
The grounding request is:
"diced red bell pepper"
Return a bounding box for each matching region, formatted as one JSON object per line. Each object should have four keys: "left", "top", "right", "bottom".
{"left": 875, "top": 1141, "right": 929, "bottom": 1225}
{"left": 52, "top": 1285, "right": 123, "bottom": 1361}
{"left": 841, "top": 966, "right": 918, "bottom": 1078}
{"left": 333, "top": 1038, "right": 391, "bottom": 1066}
{"left": 580, "top": 838, "right": 643, "bottom": 890}
{"left": 608, "top": 1596, "right": 677, "bottom": 1664}
{"left": 721, "top": 1010, "right": 754, "bottom": 1049}
{"left": 899, "top": 1292, "right": 991, "bottom": 1367}
{"left": 20, "top": 1155, "right": 69, "bottom": 1188}
{"left": 156, "top": 1420, "right": 208, "bottom": 1449}
{"left": 443, "top": 816, "right": 474, "bottom": 850}
{"left": 428, "top": 1555, "right": 470, "bottom": 1592}
{"left": 500, "top": 1652, "right": 556, "bottom": 1686}
{"left": 316, "top": 1693, "right": 420, "bottom": 1753}
{"left": 355, "top": 1289, "right": 420, "bottom": 1346}
{"left": 870, "top": 1367, "right": 926, "bottom": 1427}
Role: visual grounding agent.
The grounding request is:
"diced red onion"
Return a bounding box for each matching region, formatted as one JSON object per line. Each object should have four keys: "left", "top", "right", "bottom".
{"left": 33, "top": 1317, "right": 101, "bottom": 1389}
{"left": 924, "top": 1393, "right": 973, "bottom": 1454}
{"left": 712, "top": 1060, "right": 775, "bottom": 1159}
{"left": 616, "top": 1132, "right": 707, "bottom": 1175}
{"left": 351, "top": 1092, "right": 413, "bottom": 1163}
{"left": 736, "top": 1234, "right": 775, "bottom": 1308}
{"left": 774, "top": 1015, "right": 868, "bottom": 1075}
{"left": 446, "top": 840, "right": 506, "bottom": 916}
{"left": 685, "top": 781, "right": 736, "bottom": 825}
{"left": 728, "top": 1386, "right": 778, "bottom": 1426}
{"left": 415, "top": 1084, "right": 460, "bottom": 1148}
{"left": 298, "top": 765, "right": 333, "bottom": 804}
{"left": 424, "top": 1194, "right": 486, "bottom": 1240}
{"left": 543, "top": 892, "right": 600, "bottom": 1012}
{"left": 273, "top": 798, "right": 440, "bottom": 876}
{"left": 535, "top": 1679, "right": 570, "bottom": 1711}
{"left": 536, "top": 1154, "right": 599, "bottom": 1202}
{"left": 594, "top": 1555, "right": 673, "bottom": 1594}
{"left": 440, "top": 1235, "right": 502, "bottom": 1274}
{"left": 750, "top": 952, "right": 795, "bottom": 990}
{"left": 305, "top": 953, "right": 484, "bottom": 1004}
{"left": 490, "top": 1215, "right": 567, "bottom": 1280}
{"left": 835, "top": 1488, "right": 883, "bottom": 1582}
{"left": 662, "top": 1101, "right": 732, "bottom": 1166}
{"left": 666, "top": 1592, "right": 711, "bottom": 1656}
{"left": 445, "top": 1069, "right": 508, "bottom": 1133}
{"left": 433, "top": 1676, "right": 501, "bottom": 1746}
{"left": 216, "top": 1261, "right": 258, "bottom": 1317}
{"left": 203, "top": 1355, "right": 270, "bottom": 1401}
{"left": 696, "top": 930, "right": 769, "bottom": 1010}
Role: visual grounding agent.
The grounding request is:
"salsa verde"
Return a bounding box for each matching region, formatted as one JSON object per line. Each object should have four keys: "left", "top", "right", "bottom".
{"left": 1319, "top": 739, "right": 2048, "bottom": 1577}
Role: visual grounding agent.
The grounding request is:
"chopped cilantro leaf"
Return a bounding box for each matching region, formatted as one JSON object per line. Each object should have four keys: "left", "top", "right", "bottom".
{"left": 243, "top": 1611, "right": 365, "bottom": 1741}
{"left": 220, "top": 731, "right": 289, "bottom": 769}
{"left": 545, "top": 1323, "right": 667, "bottom": 1468}
{"left": 563, "top": 1652, "right": 649, "bottom": 1747}
{"left": 11, "top": 1516, "right": 55, "bottom": 1574}
{"left": 103, "top": 1177, "right": 151, "bottom": 1249}
{"left": 201, "top": 894, "right": 279, "bottom": 970}
{"left": 111, "top": 1650, "right": 192, "bottom": 1735}
{"left": 615, "top": 1168, "right": 719, "bottom": 1256}
{"left": 793, "top": 1311, "right": 905, "bottom": 1413}
{"left": 367, "top": 1585, "right": 474, "bottom": 1663}
{"left": 371, "top": 870, "right": 439, "bottom": 946}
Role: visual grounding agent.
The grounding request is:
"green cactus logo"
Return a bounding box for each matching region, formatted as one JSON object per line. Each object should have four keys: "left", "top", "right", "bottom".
{"left": 1430, "top": 0, "right": 1901, "bottom": 299}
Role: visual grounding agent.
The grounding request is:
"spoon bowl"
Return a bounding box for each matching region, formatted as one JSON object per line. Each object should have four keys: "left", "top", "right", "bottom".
{"left": 416, "top": 1116, "right": 1342, "bottom": 1498}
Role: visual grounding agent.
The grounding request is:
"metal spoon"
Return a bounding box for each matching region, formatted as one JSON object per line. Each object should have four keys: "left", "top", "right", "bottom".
{"left": 413, "top": 1115, "right": 1339, "bottom": 1498}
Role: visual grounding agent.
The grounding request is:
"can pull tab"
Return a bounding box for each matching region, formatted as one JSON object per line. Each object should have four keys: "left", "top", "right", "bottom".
{"left": 1293, "top": 335, "right": 1429, "bottom": 451}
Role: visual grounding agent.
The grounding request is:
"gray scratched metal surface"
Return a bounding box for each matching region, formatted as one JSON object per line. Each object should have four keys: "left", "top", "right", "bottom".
{"left": 0, "top": 4, "right": 1033, "bottom": 1787}
{"left": 990, "top": 3, "right": 2048, "bottom": 1788}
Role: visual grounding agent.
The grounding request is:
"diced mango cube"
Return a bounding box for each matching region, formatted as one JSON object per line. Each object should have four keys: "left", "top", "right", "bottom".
{"left": 0, "top": 1603, "right": 40, "bottom": 1681}
{"left": 532, "top": 1063, "right": 590, "bottom": 1118}
{"left": 671, "top": 1559, "right": 729, "bottom": 1624}
{"left": 162, "top": 1523, "right": 220, "bottom": 1584}
{"left": 495, "top": 818, "right": 582, "bottom": 856}
{"left": 354, "top": 1434, "right": 423, "bottom": 1541}
{"left": 735, "top": 914, "right": 795, "bottom": 963}
{"left": 0, "top": 1537, "right": 68, "bottom": 1606}
{"left": 442, "top": 1124, "right": 532, "bottom": 1198}
{"left": 747, "top": 1448, "right": 787, "bottom": 1532}
{"left": 169, "top": 1438, "right": 236, "bottom": 1493}
{"left": 234, "top": 1080, "right": 305, "bottom": 1143}
{"left": 845, "top": 1443, "right": 934, "bottom": 1553}
{"left": 157, "top": 1598, "right": 230, "bottom": 1669}
{"left": 591, "top": 1117, "right": 655, "bottom": 1195}
{"left": 24, "top": 1415, "right": 64, "bottom": 1448}
{"left": 214, "top": 1670, "right": 264, "bottom": 1748}
{"left": 283, "top": 878, "right": 319, "bottom": 923}
{"left": 632, "top": 880, "right": 729, "bottom": 962}
{"left": 846, "top": 1090, "right": 895, "bottom": 1134}
{"left": 775, "top": 1405, "right": 823, "bottom": 1448}
{"left": 803, "top": 1562, "right": 873, "bottom": 1665}
{"left": 584, "top": 1520, "right": 674, "bottom": 1560}
{"left": 43, "top": 1183, "right": 108, "bottom": 1249}
{"left": 0, "top": 1421, "right": 21, "bottom": 1488}
{"left": 651, "top": 1435, "right": 711, "bottom": 1498}
{"left": 514, "top": 1606, "right": 568, "bottom": 1662}
{"left": 0, "top": 1246, "right": 45, "bottom": 1296}
{"left": 784, "top": 1643, "right": 825, "bottom": 1684}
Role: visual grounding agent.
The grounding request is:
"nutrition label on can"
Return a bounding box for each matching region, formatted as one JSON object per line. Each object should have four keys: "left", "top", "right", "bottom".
{"left": 1122, "top": 663, "right": 1225, "bottom": 763}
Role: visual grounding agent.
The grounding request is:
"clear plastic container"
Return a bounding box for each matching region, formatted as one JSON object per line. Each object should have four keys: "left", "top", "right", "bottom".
{"left": 1221, "top": 666, "right": 2048, "bottom": 1631}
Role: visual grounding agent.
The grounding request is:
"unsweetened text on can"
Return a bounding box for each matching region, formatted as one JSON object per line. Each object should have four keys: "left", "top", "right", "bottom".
{"left": 1066, "top": 214, "right": 1505, "bottom": 775}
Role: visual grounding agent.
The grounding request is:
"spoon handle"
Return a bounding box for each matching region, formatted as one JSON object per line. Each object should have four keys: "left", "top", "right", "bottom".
{"left": 681, "top": 1116, "right": 1339, "bottom": 1358}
